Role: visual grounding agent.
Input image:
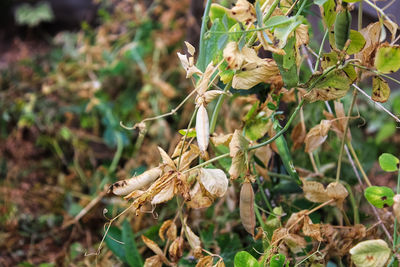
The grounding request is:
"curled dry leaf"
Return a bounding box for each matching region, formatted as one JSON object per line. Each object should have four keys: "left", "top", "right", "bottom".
{"left": 210, "top": 133, "right": 233, "bottom": 147}
{"left": 254, "top": 144, "right": 273, "bottom": 179}
{"left": 124, "top": 189, "right": 145, "bottom": 200}
{"left": 371, "top": 76, "right": 390, "bottom": 103}
{"left": 169, "top": 236, "right": 184, "bottom": 262}
{"left": 184, "top": 224, "right": 202, "bottom": 258}
{"left": 184, "top": 41, "right": 195, "bottom": 56}
{"left": 223, "top": 42, "right": 246, "bottom": 71}
{"left": 159, "top": 220, "right": 177, "bottom": 241}
{"left": 295, "top": 24, "right": 309, "bottom": 47}
{"left": 240, "top": 182, "right": 256, "bottom": 236}
{"left": 109, "top": 167, "right": 162, "bottom": 196}
{"left": 283, "top": 233, "right": 307, "bottom": 253}
{"left": 177, "top": 52, "right": 202, "bottom": 79}
{"left": 196, "top": 104, "right": 210, "bottom": 154}
{"left": 196, "top": 255, "right": 213, "bottom": 267}
{"left": 355, "top": 22, "right": 381, "bottom": 70}
{"left": 257, "top": 30, "right": 286, "bottom": 55}
{"left": 144, "top": 255, "right": 162, "bottom": 267}
{"left": 175, "top": 144, "right": 200, "bottom": 170}
{"left": 141, "top": 235, "right": 172, "bottom": 266}
{"left": 196, "top": 63, "right": 216, "bottom": 95}
{"left": 199, "top": 168, "right": 229, "bottom": 197}
{"left": 187, "top": 182, "right": 214, "bottom": 209}
{"left": 291, "top": 122, "right": 306, "bottom": 150}
{"left": 304, "top": 120, "right": 331, "bottom": 153}
{"left": 229, "top": 130, "right": 249, "bottom": 179}
{"left": 302, "top": 215, "right": 322, "bottom": 242}
{"left": 158, "top": 146, "right": 176, "bottom": 169}
{"left": 229, "top": 0, "right": 256, "bottom": 25}
{"left": 286, "top": 210, "right": 308, "bottom": 233}
{"left": 203, "top": 90, "right": 227, "bottom": 104}
{"left": 302, "top": 180, "right": 348, "bottom": 208}
{"left": 151, "top": 180, "right": 175, "bottom": 205}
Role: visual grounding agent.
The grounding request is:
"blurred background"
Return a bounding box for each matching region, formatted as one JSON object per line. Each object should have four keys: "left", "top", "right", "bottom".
{"left": 0, "top": 0, "right": 399, "bottom": 266}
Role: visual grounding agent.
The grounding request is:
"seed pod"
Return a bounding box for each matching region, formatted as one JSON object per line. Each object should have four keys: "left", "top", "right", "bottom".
{"left": 196, "top": 104, "right": 209, "bottom": 154}
{"left": 240, "top": 182, "right": 255, "bottom": 236}
{"left": 109, "top": 167, "right": 162, "bottom": 196}
{"left": 334, "top": 9, "right": 352, "bottom": 50}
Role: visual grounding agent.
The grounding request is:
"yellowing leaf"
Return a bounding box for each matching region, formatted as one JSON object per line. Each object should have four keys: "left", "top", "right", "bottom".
{"left": 210, "top": 133, "right": 233, "bottom": 147}
{"left": 350, "top": 239, "right": 391, "bottom": 267}
{"left": 372, "top": 76, "right": 390, "bottom": 103}
{"left": 295, "top": 24, "right": 309, "bottom": 47}
{"left": 109, "top": 167, "right": 162, "bottom": 196}
{"left": 304, "top": 120, "right": 331, "bottom": 153}
{"left": 199, "top": 168, "right": 229, "bottom": 197}
{"left": 302, "top": 180, "right": 331, "bottom": 203}
{"left": 374, "top": 44, "right": 400, "bottom": 74}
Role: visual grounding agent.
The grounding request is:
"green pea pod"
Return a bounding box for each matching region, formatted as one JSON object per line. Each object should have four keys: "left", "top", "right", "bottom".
{"left": 273, "top": 37, "right": 298, "bottom": 89}
{"left": 273, "top": 120, "right": 301, "bottom": 184}
{"left": 334, "top": 9, "right": 352, "bottom": 50}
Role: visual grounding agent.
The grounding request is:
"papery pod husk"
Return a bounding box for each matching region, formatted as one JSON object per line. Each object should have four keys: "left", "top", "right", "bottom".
{"left": 196, "top": 104, "right": 210, "bottom": 154}
{"left": 240, "top": 181, "right": 255, "bottom": 236}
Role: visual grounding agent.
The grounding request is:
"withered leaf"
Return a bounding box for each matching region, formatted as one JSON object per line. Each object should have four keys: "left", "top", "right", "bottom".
{"left": 141, "top": 235, "right": 172, "bottom": 266}
{"left": 169, "top": 237, "right": 184, "bottom": 262}
{"left": 302, "top": 215, "right": 322, "bottom": 241}
{"left": 210, "top": 133, "right": 233, "bottom": 147}
{"left": 196, "top": 256, "right": 213, "bottom": 267}
{"left": 302, "top": 179, "right": 331, "bottom": 203}
{"left": 372, "top": 76, "right": 390, "bottom": 103}
{"left": 229, "top": 0, "right": 256, "bottom": 24}
{"left": 304, "top": 120, "right": 332, "bottom": 153}
{"left": 187, "top": 182, "right": 214, "bottom": 209}
{"left": 291, "top": 122, "right": 306, "bottom": 150}
{"left": 151, "top": 180, "right": 175, "bottom": 205}
{"left": 199, "top": 168, "right": 229, "bottom": 197}
{"left": 158, "top": 146, "right": 176, "bottom": 169}
{"left": 144, "top": 255, "right": 162, "bottom": 267}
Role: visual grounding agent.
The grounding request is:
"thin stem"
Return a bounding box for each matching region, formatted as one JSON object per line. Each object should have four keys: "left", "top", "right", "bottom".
{"left": 209, "top": 81, "right": 232, "bottom": 134}
{"left": 314, "top": 29, "right": 328, "bottom": 72}
{"left": 358, "top": 0, "right": 363, "bottom": 31}
{"left": 346, "top": 141, "right": 372, "bottom": 187}
{"left": 255, "top": 204, "right": 266, "bottom": 229}
{"left": 177, "top": 108, "right": 198, "bottom": 170}
{"left": 394, "top": 169, "right": 400, "bottom": 249}
{"left": 352, "top": 64, "right": 400, "bottom": 86}
{"left": 336, "top": 89, "right": 358, "bottom": 182}
{"left": 198, "top": 0, "right": 212, "bottom": 72}
{"left": 345, "top": 183, "right": 360, "bottom": 224}
{"left": 109, "top": 133, "right": 124, "bottom": 174}
{"left": 364, "top": 0, "right": 396, "bottom": 28}
{"left": 352, "top": 83, "right": 400, "bottom": 123}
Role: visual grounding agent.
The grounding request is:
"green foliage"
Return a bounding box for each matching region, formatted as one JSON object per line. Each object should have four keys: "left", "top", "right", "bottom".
{"left": 379, "top": 153, "right": 400, "bottom": 172}
{"left": 364, "top": 186, "right": 395, "bottom": 208}
{"left": 234, "top": 251, "right": 259, "bottom": 267}
{"left": 15, "top": 2, "right": 54, "bottom": 27}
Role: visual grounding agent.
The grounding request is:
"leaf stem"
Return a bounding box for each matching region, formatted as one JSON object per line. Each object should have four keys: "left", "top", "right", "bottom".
{"left": 346, "top": 141, "right": 372, "bottom": 187}
{"left": 313, "top": 29, "right": 328, "bottom": 72}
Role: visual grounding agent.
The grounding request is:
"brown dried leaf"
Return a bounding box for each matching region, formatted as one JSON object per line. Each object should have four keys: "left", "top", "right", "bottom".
{"left": 203, "top": 90, "right": 227, "bottom": 104}
{"left": 304, "top": 120, "right": 332, "bottom": 153}
{"left": 159, "top": 220, "right": 173, "bottom": 241}
{"left": 229, "top": 0, "right": 256, "bottom": 25}
{"left": 196, "top": 63, "right": 216, "bottom": 95}
{"left": 158, "top": 146, "right": 176, "bottom": 169}
{"left": 257, "top": 30, "right": 286, "bottom": 55}
{"left": 144, "top": 255, "right": 162, "bottom": 267}
{"left": 302, "top": 215, "right": 322, "bottom": 241}
{"left": 284, "top": 233, "right": 307, "bottom": 253}
{"left": 302, "top": 180, "right": 331, "bottom": 203}
{"left": 169, "top": 237, "right": 184, "bottom": 262}
{"left": 326, "top": 182, "right": 348, "bottom": 209}
{"left": 109, "top": 167, "right": 162, "bottom": 196}
{"left": 184, "top": 224, "right": 202, "bottom": 255}
{"left": 229, "top": 152, "right": 247, "bottom": 180}
{"left": 324, "top": 101, "right": 352, "bottom": 140}
{"left": 185, "top": 41, "right": 196, "bottom": 56}
{"left": 295, "top": 24, "right": 309, "bottom": 47}
{"left": 196, "top": 256, "right": 213, "bottom": 267}
{"left": 291, "top": 122, "right": 306, "bottom": 150}
{"left": 216, "top": 259, "right": 226, "bottom": 267}
{"left": 229, "top": 130, "right": 249, "bottom": 157}
{"left": 199, "top": 168, "right": 229, "bottom": 197}
{"left": 286, "top": 210, "right": 308, "bottom": 233}
{"left": 384, "top": 20, "right": 398, "bottom": 42}
{"left": 141, "top": 235, "right": 172, "bottom": 266}
{"left": 151, "top": 180, "right": 175, "bottom": 205}
{"left": 210, "top": 133, "right": 233, "bottom": 147}
{"left": 355, "top": 22, "right": 381, "bottom": 69}
{"left": 177, "top": 52, "right": 202, "bottom": 78}
{"left": 187, "top": 182, "right": 214, "bottom": 209}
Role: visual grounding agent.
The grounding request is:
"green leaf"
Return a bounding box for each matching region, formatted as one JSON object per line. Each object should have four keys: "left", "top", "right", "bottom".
{"left": 374, "top": 45, "right": 400, "bottom": 74}
{"left": 322, "top": 0, "right": 336, "bottom": 28}
{"left": 347, "top": 30, "right": 366, "bottom": 55}
{"left": 372, "top": 76, "right": 390, "bottom": 103}
{"left": 342, "top": 0, "right": 361, "bottom": 2}
{"left": 364, "top": 186, "right": 395, "bottom": 208}
{"left": 203, "top": 18, "right": 225, "bottom": 68}
{"left": 179, "top": 128, "right": 197, "bottom": 138}
{"left": 234, "top": 251, "right": 260, "bottom": 267}
{"left": 269, "top": 254, "right": 286, "bottom": 267}
{"left": 274, "top": 17, "right": 303, "bottom": 48}
{"left": 264, "top": 16, "right": 291, "bottom": 29}
{"left": 379, "top": 153, "right": 400, "bottom": 172}
{"left": 350, "top": 239, "right": 391, "bottom": 267}
{"left": 122, "top": 220, "right": 143, "bottom": 267}
{"left": 376, "top": 122, "right": 396, "bottom": 144}
{"left": 210, "top": 4, "right": 236, "bottom": 28}
{"left": 105, "top": 226, "right": 127, "bottom": 263}
{"left": 218, "top": 34, "right": 229, "bottom": 49}
{"left": 314, "top": 0, "right": 328, "bottom": 5}
{"left": 273, "top": 37, "right": 298, "bottom": 88}
{"left": 15, "top": 2, "right": 54, "bottom": 27}
{"left": 255, "top": 1, "right": 263, "bottom": 28}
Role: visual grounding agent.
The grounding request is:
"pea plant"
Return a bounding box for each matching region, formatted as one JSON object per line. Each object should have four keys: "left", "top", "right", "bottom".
{"left": 100, "top": 0, "right": 400, "bottom": 266}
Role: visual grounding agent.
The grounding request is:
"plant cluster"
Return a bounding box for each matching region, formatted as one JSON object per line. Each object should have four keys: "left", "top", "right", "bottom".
{"left": 104, "top": 0, "right": 400, "bottom": 266}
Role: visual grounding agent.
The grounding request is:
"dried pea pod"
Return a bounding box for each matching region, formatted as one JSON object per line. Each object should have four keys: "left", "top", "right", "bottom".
{"left": 273, "top": 120, "right": 300, "bottom": 184}
{"left": 334, "top": 9, "right": 352, "bottom": 50}
{"left": 240, "top": 182, "right": 255, "bottom": 236}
